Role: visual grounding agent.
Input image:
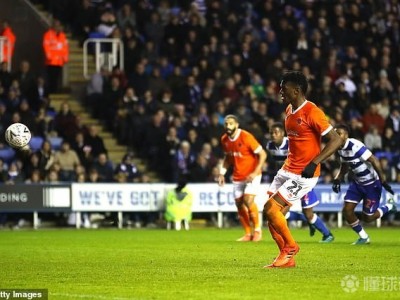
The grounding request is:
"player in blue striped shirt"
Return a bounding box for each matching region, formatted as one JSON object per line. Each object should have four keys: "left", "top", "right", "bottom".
{"left": 266, "top": 122, "right": 334, "bottom": 243}
{"left": 333, "top": 124, "right": 396, "bottom": 245}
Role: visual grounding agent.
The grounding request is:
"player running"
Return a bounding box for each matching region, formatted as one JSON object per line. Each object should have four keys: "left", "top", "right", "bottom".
{"left": 263, "top": 71, "right": 342, "bottom": 269}
{"left": 266, "top": 122, "right": 334, "bottom": 243}
{"left": 333, "top": 124, "right": 397, "bottom": 245}
{"left": 218, "top": 114, "right": 267, "bottom": 242}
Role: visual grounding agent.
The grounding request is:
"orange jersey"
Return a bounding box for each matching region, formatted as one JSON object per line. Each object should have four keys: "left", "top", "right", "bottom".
{"left": 283, "top": 100, "right": 332, "bottom": 176}
{"left": 221, "top": 129, "right": 262, "bottom": 181}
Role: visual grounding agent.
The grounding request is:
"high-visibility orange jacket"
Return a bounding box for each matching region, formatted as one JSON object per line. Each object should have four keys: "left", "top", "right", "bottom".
{"left": 43, "top": 28, "right": 69, "bottom": 66}
{"left": 0, "top": 26, "right": 16, "bottom": 63}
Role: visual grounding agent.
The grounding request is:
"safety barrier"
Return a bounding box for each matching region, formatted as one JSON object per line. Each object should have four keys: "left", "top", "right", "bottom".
{"left": 83, "top": 38, "right": 124, "bottom": 79}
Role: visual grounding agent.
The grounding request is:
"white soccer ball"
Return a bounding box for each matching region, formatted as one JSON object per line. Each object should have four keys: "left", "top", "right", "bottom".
{"left": 5, "top": 123, "right": 32, "bottom": 149}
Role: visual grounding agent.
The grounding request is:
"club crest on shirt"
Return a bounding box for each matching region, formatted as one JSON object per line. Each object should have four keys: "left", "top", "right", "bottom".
{"left": 286, "top": 130, "right": 299, "bottom": 137}
{"left": 297, "top": 118, "right": 302, "bottom": 125}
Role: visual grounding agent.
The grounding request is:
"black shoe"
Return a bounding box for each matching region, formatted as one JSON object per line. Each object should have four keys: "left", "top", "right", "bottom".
{"left": 309, "top": 224, "right": 316, "bottom": 237}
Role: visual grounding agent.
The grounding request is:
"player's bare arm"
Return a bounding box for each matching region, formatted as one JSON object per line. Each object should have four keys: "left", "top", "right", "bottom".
{"left": 368, "top": 155, "right": 394, "bottom": 194}
{"left": 218, "top": 156, "right": 230, "bottom": 186}
{"left": 334, "top": 162, "right": 349, "bottom": 181}
{"left": 246, "top": 148, "right": 267, "bottom": 183}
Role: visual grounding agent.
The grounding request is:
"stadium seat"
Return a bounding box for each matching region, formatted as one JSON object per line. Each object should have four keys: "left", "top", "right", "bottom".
{"left": 49, "top": 136, "right": 63, "bottom": 150}
{"left": 0, "top": 147, "right": 16, "bottom": 163}
{"left": 29, "top": 136, "right": 44, "bottom": 151}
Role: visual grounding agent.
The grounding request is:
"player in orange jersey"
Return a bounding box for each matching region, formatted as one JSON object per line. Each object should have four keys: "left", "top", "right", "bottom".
{"left": 218, "top": 114, "right": 267, "bottom": 242}
{"left": 263, "top": 71, "right": 342, "bottom": 268}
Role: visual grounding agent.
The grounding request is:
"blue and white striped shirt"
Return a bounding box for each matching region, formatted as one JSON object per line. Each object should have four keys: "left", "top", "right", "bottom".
{"left": 337, "top": 138, "right": 378, "bottom": 186}
{"left": 266, "top": 137, "right": 289, "bottom": 172}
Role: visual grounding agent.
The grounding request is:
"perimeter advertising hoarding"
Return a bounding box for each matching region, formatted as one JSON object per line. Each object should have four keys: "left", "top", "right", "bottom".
{"left": 71, "top": 183, "right": 399, "bottom": 212}
{"left": 0, "top": 184, "right": 71, "bottom": 212}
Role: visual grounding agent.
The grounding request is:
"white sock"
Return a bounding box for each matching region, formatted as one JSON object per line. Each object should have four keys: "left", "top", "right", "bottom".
{"left": 310, "top": 213, "right": 318, "bottom": 224}
{"left": 359, "top": 229, "right": 368, "bottom": 239}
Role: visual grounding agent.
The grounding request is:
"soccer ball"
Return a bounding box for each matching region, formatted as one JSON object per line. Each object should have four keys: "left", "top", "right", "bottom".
{"left": 5, "top": 123, "right": 32, "bottom": 149}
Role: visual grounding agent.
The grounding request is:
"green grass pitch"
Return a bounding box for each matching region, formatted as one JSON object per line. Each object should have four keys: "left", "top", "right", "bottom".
{"left": 1, "top": 227, "right": 400, "bottom": 300}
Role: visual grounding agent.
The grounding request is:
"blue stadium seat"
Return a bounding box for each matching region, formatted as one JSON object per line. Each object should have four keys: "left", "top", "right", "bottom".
{"left": 29, "top": 136, "right": 44, "bottom": 151}
{"left": 0, "top": 147, "right": 16, "bottom": 163}
{"left": 48, "top": 136, "right": 63, "bottom": 150}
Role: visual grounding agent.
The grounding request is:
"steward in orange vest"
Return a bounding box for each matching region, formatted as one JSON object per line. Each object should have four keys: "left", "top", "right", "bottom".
{"left": 43, "top": 20, "right": 69, "bottom": 67}
{"left": 43, "top": 20, "right": 69, "bottom": 93}
{"left": 0, "top": 20, "right": 16, "bottom": 63}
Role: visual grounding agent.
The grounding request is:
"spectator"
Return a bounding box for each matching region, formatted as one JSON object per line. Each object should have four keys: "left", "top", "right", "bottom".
{"left": 71, "top": 131, "right": 93, "bottom": 170}
{"left": 114, "top": 153, "right": 141, "bottom": 182}
{"left": 54, "top": 102, "right": 79, "bottom": 143}
{"left": 73, "top": 0, "right": 98, "bottom": 45}
{"left": 13, "top": 60, "right": 35, "bottom": 98}
{"left": 362, "top": 103, "right": 386, "bottom": 134}
{"left": 91, "top": 152, "right": 114, "bottom": 182}
{"left": 96, "top": 7, "right": 117, "bottom": 38}
{"left": 176, "top": 75, "right": 201, "bottom": 114}
{"left": 117, "top": 3, "right": 136, "bottom": 29}
{"left": 28, "top": 76, "right": 50, "bottom": 112}
{"left": 5, "top": 161, "right": 24, "bottom": 184}
{"left": 36, "top": 140, "right": 55, "bottom": 178}
{"left": 18, "top": 100, "right": 36, "bottom": 133}
{"left": 364, "top": 125, "right": 382, "bottom": 153}
{"left": 54, "top": 141, "right": 80, "bottom": 182}
{"left": 35, "top": 107, "right": 54, "bottom": 138}
{"left": 172, "top": 140, "right": 196, "bottom": 183}
{"left": 84, "top": 125, "right": 107, "bottom": 158}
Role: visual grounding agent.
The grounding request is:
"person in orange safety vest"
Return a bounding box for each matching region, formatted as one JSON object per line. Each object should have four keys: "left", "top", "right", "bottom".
{"left": 0, "top": 20, "right": 16, "bottom": 64}
{"left": 43, "top": 19, "right": 69, "bottom": 93}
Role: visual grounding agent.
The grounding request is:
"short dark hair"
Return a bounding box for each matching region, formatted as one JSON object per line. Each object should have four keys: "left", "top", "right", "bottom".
{"left": 271, "top": 122, "right": 284, "bottom": 131}
{"left": 335, "top": 123, "right": 350, "bottom": 133}
{"left": 224, "top": 114, "right": 239, "bottom": 123}
{"left": 281, "top": 71, "right": 308, "bottom": 95}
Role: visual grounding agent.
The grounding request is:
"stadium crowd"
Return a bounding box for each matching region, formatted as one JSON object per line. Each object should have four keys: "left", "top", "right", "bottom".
{"left": 3, "top": 0, "right": 400, "bottom": 183}
{"left": 80, "top": 0, "right": 400, "bottom": 185}
{"left": 1, "top": 0, "right": 400, "bottom": 226}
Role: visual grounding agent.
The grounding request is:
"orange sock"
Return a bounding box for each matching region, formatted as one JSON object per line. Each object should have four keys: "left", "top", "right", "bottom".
{"left": 237, "top": 206, "right": 252, "bottom": 235}
{"left": 268, "top": 222, "right": 285, "bottom": 250}
{"left": 248, "top": 202, "right": 260, "bottom": 231}
{"left": 265, "top": 198, "right": 296, "bottom": 247}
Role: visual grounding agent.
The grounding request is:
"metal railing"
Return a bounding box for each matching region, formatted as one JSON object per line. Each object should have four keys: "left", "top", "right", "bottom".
{"left": 0, "top": 37, "right": 12, "bottom": 71}
{"left": 83, "top": 38, "right": 124, "bottom": 79}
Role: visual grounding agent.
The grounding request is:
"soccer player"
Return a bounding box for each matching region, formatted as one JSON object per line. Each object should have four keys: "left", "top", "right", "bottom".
{"left": 333, "top": 124, "right": 396, "bottom": 245}
{"left": 218, "top": 114, "right": 267, "bottom": 242}
{"left": 266, "top": 122, "right": 334, "bottom": 243}
{"left": 263, "top": 71, "right": 342, "bottom": 269}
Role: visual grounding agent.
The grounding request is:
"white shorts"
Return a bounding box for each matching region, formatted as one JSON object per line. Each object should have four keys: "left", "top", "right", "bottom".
{"left": 232, "top": 174, "right": 262, "bottom": 200}
{"left": 267, "top": 169, "right": 318, "bottom": 206}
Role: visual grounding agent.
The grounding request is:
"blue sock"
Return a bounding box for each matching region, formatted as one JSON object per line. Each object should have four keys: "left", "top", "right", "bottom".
{"left": 310, "top": 214, "right": 330, "bottom": 237}
{"left": 350, "top": 220, "right": 368, "bottom": 238}
{"left": 377, "top": 205, "right": 389, "bottom": 217}
{"left": 287, "top": 211, "right": 307, "bottom": 222}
